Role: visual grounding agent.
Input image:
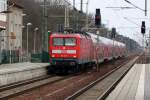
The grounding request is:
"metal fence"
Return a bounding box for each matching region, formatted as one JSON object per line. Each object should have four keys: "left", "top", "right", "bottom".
{"left": 0, "top": 50, "right": 44, "bottom": 64}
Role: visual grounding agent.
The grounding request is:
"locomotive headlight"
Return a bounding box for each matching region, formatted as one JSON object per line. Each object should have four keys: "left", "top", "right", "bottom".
{"left": 51, "top": 55, "right": 55, "bottom": 58}
{"left": 73, "top": 55, "right": 77, "bottom": 58}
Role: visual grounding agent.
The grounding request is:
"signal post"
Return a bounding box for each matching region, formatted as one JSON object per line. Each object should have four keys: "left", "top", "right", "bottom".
{"left": 141, "top": 21, "right": 146, "bottom": 61}
{"left": 95, "top": 8, "right": 101, "bottom": 71}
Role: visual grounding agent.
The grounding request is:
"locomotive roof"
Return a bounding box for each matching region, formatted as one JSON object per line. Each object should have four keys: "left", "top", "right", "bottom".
{"left": 50, "top": 32, "right": 125, "bottom": 47}
{"left": 50, "top": 33, "right": 91, "bottom": 38}
{"left": 86, "top": 32, "right": 125, "bottom": 47}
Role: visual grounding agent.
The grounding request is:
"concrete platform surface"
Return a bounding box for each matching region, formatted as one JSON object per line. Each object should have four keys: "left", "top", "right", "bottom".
{"left": 106, "top": 64, "right": 150, "bottom": 100}
{"left": 0, "top": 62, "right": 50, "bottom": 86}
{"left": 0, "top": 62, "right": 50, "bottom": 74}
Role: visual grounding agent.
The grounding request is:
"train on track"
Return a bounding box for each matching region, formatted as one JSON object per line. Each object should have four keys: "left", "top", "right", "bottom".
{"left": 49, "top": 32, "right": 126, "bottom": 74}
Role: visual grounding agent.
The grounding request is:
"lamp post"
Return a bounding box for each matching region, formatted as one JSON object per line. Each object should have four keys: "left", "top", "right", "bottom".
{"left": 111, "top": 28, "right": 116, "bottom": 57}
{"left": 26, "top": 22, "right": 32, "bottom": 61}
{"left": 34, "top": 27, "right": 38, "bottom": 54}
{"left": 20, "top": 13, "right": 26, "bottom": 62}
{"left": 19, "top": 25, "right": 25, "bottom": 62}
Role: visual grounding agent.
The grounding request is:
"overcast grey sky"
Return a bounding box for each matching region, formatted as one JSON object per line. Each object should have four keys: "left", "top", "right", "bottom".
{"left": 0, "top": 0, "right": 6, "bottom": 21}
{"left": 70, "top": 0, "right": 150, "bottom": 45}
{"left": 0, "top": 0, "right": 149, "bottom": 45}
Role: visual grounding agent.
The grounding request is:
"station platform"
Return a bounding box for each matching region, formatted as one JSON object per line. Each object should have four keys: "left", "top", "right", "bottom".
{"left": 106, "top": 64, "right": 150, "bottom": 100}
{"left": 0, "top": 62, "right": 50, "bottom": 86}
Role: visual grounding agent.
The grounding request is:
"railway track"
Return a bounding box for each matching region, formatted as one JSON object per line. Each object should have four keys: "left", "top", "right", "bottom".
{"left": 0, "top": 75, "right": 51, "bottom": 92}
{"left": 1, "top": 56, "right": 137, "bottom": 100}
{"left": 65, "top": 56, "right": 139, "bottom": 100}
{"left": 0, "top": 75, "right": 69, "bottom": 99}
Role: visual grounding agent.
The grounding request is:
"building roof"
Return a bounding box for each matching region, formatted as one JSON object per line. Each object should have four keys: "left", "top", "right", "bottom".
{"left": 7, "top": 0, "right": 24, "bottom": 9}
{"left": 0, "top": 20, "right": 6, "bottom": 30}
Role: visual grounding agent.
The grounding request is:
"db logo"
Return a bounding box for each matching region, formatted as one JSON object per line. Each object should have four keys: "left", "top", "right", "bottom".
{"left": 62, "top": 50, "right": 67, "bottom": 53}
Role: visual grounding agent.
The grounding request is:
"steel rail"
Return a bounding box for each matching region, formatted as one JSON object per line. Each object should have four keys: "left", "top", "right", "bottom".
{"left": 0, "top": 75, "right": 52, "bottom": 92}
{"left": 97, "top": 56, "right": 139, "bottom": 100}
{"left": 65, "top": 56, "right": 139, "bottom": 100}
{"left": 0, "top": 75, "right": 69, "bottom": 99}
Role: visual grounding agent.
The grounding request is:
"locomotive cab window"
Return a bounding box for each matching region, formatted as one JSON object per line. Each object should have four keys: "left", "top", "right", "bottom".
{"left": 65, "top": 38, "right": 76, "bottom": 46}
{"left": 53, "top": 38, "right": 64, "bottom": 46}
{"left": 53, "top": 37, "right": 76, "bottom": 46}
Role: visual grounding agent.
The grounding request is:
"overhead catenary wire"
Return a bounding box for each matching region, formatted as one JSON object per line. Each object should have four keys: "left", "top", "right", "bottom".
{"left": 124, "top": 0, "right": 145, "bottom": 11}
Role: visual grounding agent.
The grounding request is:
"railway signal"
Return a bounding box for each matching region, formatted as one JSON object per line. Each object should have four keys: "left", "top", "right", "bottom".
{"left": 141, "top": 21, "right": 146, "bottom": 35}
{"left": 95, "top": 9, "right": 101, "bottom": 27}
{"left": 111, "top": 28, "right": 116, "bottom": 38}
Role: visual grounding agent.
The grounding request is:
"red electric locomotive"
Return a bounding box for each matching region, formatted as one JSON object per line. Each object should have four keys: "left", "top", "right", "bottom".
{"left": 49, "top": 32, "right": 93, "bottom": 73}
